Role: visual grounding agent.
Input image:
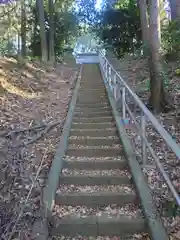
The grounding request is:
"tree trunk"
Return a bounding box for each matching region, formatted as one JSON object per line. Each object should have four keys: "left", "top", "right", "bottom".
{"left": 21, "top": 0, "right": 26, "bottom": 57}
{"left": 169, "top": 0, "right": 180, "bottom": 19}
{"left": 176, "top": 0, "right": 180, "bottom": 18}
{"left": 138, "top": 0, "right": 149, "bottom": 43}
{"left": 169, "top": 0, "right": 177, "bottom": 20}
{"left": 36, "top": 0, "right": 48, "bottom": 62}
{"left": 148, "top": 0, "right": 167, "bottom": 113}
{"left": 7, "top": 8, "right": 11, "bottom": 56}
{"left": 48, "top": 0, "right": 55, "bottom": 64}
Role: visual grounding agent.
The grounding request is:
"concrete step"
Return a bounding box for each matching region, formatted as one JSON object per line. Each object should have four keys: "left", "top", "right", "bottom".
{"left": 71, "top": 122, "right": 114, "bottom": 129}
{"left": 78, "top": 96, "right": 107, "bottom": 100}
{"left": 51, "top": 216, "right": 146, "bottom": 236}
{"left": 79, "top": 92, "right": 106, "bottom": 96}
{"left": 80, "top": 84, "right": 104, "bottom": 87}
{"left": 68, "top": 136, "right": 119, "bottom": 145}
{"left": 79, "top": 89, "right": 106, "bottom": 92}
{"left": 79, "top": 87, "right": 107, "bottom": 94}
{"left": 66, "top": 146, "right": 123, "bottom": 157}
{"left": 78, "top": 94, "right": 107, "bottom": 98}
{"left": 76, "top": 103, "right": 110, "bottom": 108}
{"left": 60, "top": 175, "right": 131, "bottom": 185}
{"left": 79, "top": 88, "right": 105, "bottom": 91}
{"left": 74, "top": 111, "right": 112, "bottom": 117}
{"left": 75, "top": 106, "right": 112, "bottom": 112}
{"left": 50, "top": 235, "right": 147, "bottom": 240}
{"left": 55, "top": 191, "right": 136, "bottom": 206}
{"left": 77, "top": 100, "right": 108, "bottom": 105}
{"left": 63, "top": 159, "right": 127, "bottom": 170}
{"left": 70, "top": 128, "right": 117, "bottom": 137}
{"left": 77, "top": 100, "right": 109, "bottom": 104}
{"left": 73, "top": 116, "right": 114, "bottom": 123}
{"left": 78, "top": 92, "right": 106, "bottom": 96}
{"left": 75, "top": 107, "right": 112, "bottom": 112}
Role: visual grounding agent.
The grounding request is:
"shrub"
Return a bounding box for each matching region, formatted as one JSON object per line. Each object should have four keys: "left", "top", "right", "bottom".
{"left": 162, "top": 20, "right": 180, "bottom": 60}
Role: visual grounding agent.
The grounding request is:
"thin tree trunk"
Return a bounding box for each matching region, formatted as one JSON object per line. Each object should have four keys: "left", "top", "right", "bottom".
{"left": 18, "top": 32, "right": 21, "bottom": 55}
{"left": 21, "top": 0, "right": 26, "bottom": 57}
{"left": 48, "top": 0, "right": 55, "bottom": 63}
{"left": 7, "top": 8, "right": 11, "bottom": 56}
{"left": 169, "top": 0, "right": 180, "bottom": 19}
{"left": 148, "top": 0, "right": 166, "bottom": 113}
{"left": 138, "top": 0, "right": 149, "bottom": 43}
{"left": 176, "top": 0, "right": 180, "bottom": 18}
{"left": 36, "top": 0, "right": 48, "bottom": 62}
{"left": 169, "top": 0, "right": 177, "bottom": 20}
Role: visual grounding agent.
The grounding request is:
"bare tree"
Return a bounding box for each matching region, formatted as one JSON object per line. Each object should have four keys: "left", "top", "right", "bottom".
{"left": 21, "top": 0, "right": 26, "bottom": 57}
{"left": 176, "top": 0, "right": 180, "bottom": 18}
{"left": 48, "top": 0, "right": 55, "bottom": 64}
{"left": 138, "top": 0, "right": 149, "bottom": 44}
{"left": 36, "top": 0, "right": 48, "bottom": 62}
{"left": 169, "top": 0, "right": 180, "bottom": 19}
{"left": 169, "top": 0, "right": 177, "bottom": 19}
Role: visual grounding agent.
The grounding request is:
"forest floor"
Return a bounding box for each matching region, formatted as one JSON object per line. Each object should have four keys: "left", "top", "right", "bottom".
{"left": 0, "top": 54, "right": 180, "bottom": 239}
{"left": 0, "top": 55, "right": 78, "bottom": 239}
{"left": 113, "top": 55, "right": 180, "bottom": 239}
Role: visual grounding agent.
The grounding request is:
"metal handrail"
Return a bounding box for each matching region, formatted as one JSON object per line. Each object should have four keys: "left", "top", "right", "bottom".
{"left": 99, "top": 50, "right": 180, "bottom": 206}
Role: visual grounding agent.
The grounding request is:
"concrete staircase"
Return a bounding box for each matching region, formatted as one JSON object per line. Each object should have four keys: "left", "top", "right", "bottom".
{"left": 49, "top": 64, "right": 148, "bottom": 239}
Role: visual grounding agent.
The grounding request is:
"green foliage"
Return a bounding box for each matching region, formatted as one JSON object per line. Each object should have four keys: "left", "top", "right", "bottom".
{"left": 29, "top": 4, "right": 78, "bottom": 59}
{"left": 0, "top": 39, "right": 16, "bottom": 56}
{"left": 162, "top": 20, "right": 180, "bottom": 59}
{"left": 175, "top": 68, "right": 180, "bottom": 76}
{"left": 163, "top": 199, "right": 180, "bottom": 217}
{"left": 95, "top": 0, "right": 142, "bottom": 58}
{"left": 0, "top": 0, "right": 78, "bottom": 60}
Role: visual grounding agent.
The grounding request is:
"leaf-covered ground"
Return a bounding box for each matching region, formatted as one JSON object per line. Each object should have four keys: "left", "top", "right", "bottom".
{"left": 0, "top": 56, "right": 78, "bottom": 239}
{"left": 108, "top": 54, "right": 180, "bottom": 239}
{"left": 1, "top": 54, "right": 180, "bottom": 239}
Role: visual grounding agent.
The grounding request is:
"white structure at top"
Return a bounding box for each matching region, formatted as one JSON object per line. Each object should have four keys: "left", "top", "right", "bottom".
{"left": 74, "top": 34, "right": 100, "bottom": 54}
{"left": 73, "top": 34, "right": 106, "bottom": 63}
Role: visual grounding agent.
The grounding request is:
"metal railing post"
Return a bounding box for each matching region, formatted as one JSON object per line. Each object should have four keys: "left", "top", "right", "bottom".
{"left": 141, "top": 113, "right": 147, "bottom": 165}
{"left": 109, "top": 67, "right": 112, "bottom": 91}
{"left": 122, "top": 87, "right": 126, "bottom": 119}
{"left": 113, "top": 73, "right": 117, "bottom": 101}
{"left": 105, "top": 61, "right": 108, "bottom": 79}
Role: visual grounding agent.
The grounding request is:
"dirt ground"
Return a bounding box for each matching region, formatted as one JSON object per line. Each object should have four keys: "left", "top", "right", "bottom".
{"left": 0, "top": 56, "right": 78, "bottom": 239}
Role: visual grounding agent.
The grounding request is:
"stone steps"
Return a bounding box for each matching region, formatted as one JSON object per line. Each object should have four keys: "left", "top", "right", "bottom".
{"left": 68, "top": 136, "right": 119, "bottom": 146}
{"left": 75, "top": 107, "right": 112, "bottom": 113}
{"left": 55, "top": 191, "right": 136, "bottom": 206}
{"left": 76, "top": 100, "right": 110, "bottom": 105}
{"left": 70, "top": 129, "right": 117, "bottom": 137}
{"left": 51, "top": 216, "right": 146, "bottom": 237}
{"left": 73, "top": 116, "right": 114, "bottom": 123}
{"left": 50, "top": 64, "right": 148, "bottom": 239}
{"left": 60, "top": 175, "right": 131, "bottom": 185}
{"left": 76, "top": 103, "right": 110, "bottom": 108}
{"left": 74, "top": 111, "right": 112, "bottom": 117}
{"left": 71, "top": 122, "right": 115, "bottom": 129}
{"left": 63, "top": 159, "right": 127, "bottom": 170}
{"left": 66, "top": 146, "right": 123, "bottom": 157}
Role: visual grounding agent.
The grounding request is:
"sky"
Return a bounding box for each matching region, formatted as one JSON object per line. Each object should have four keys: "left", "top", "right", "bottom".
{"left": 95, "top": 0, "right": 102, "bottom": 10}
